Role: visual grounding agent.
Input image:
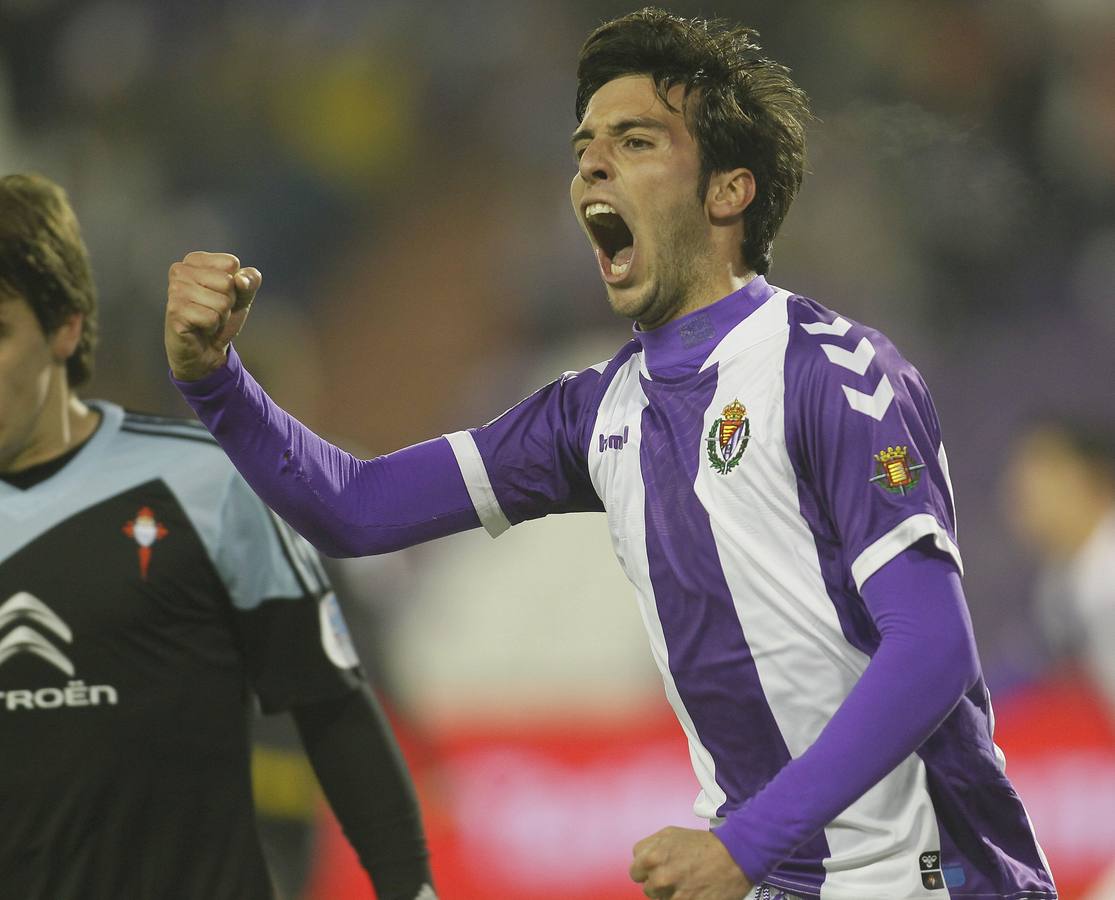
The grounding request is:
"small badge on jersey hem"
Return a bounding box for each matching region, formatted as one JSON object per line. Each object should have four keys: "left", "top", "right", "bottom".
{"left": 121, "top": 506, "right": 169, "bottom": 580}
{"left": 919, "top": 850, "right": 945, "bottom": 890}
{"left": 319, "top": 592, "right": 360, "bottom": 669}
{"left": 870, "top": 445, "right": 925, "bottom": 495}
{"left": 707, "top": 399, "right": 750, "bottom": 474}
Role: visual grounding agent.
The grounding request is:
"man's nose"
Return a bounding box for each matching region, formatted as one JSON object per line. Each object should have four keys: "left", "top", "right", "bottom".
{"left": 578, "top": 140, "right": 611, "bottom": 184}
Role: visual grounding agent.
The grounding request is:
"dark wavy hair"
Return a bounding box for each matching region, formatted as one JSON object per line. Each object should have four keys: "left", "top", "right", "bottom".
{"left": 0, "top": 173, "right": 98, "bottom": 386}
{"left": 576, "top": 8, "right": 810, "bottom": 275}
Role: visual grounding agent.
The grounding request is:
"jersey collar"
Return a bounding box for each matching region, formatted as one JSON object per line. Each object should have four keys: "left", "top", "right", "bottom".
{"left": 632, "top": 275, "right": 775, "bottom": 379}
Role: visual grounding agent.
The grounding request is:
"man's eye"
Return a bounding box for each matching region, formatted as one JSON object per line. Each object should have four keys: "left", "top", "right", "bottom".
{"left": 625, "top": 137, "right": 650, "bottom": 149}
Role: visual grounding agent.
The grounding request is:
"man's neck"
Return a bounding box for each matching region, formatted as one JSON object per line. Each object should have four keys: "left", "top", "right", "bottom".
{"left": 638, "top": 268, "right": 757, "bottom": 332}
{"left": 2, "top": 393, "right": 100, "bottom": 475}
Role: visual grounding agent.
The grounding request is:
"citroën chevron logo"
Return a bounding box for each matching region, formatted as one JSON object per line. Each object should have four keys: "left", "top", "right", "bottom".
{"left": 706, "top": 399, "right": 750, "bottom": 475}
{"left": 0, "top": 592, "right": 74, "bottom": 674}
{"left": 0, "top": 592, "right": 119, "bottom": 711}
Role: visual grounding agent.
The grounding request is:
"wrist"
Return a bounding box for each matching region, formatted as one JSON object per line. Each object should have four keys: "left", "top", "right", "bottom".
{"left": 170, "top": 345, "right": 240, "bottom": 395}
{"left": 170, "top": 348, "right": 229, "bottom": 383}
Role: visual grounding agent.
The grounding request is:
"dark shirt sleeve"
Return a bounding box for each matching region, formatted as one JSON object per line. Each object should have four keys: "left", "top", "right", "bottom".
{"left": 713, "top": 542, "right": 980, "bottom": 882}
{"left": 219, "top": 470, "right": 436, "bottom": 896}
{"left": 294, "top": 686, "right": 435, "bottom": 900}
{"left": 215, "top": 469, "right": 363, "bottom": 711}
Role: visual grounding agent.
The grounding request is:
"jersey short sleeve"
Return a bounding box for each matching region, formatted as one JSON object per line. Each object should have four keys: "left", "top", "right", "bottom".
{"left": 445, "top": 360, "right": 615, "bottom": 535}
{"left": 215, "top": 471, "right": 362, "bottom": 712}
{"left": 785, "top": 298, "right": 962, "bottom": 590}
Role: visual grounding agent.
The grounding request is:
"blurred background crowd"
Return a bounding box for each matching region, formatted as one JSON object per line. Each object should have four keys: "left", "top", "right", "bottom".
{"left": 2, "top": 0, "right": 1113, "bottom": 897}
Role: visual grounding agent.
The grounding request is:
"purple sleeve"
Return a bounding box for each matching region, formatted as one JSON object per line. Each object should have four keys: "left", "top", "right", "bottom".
{"left": 448, "top": 356, "right": 620, "bottom": 534}
{"left": 714, "top": 542, "right": 980, "bottom": 882}
{"left": 172, "top": 346, "right": 480, "bottom": 557}
{"left": 786, "top": 299, "right": 961, "bottom": 588}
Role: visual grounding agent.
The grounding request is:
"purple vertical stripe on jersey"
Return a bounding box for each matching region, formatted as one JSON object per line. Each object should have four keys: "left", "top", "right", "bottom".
{"left": 918, "top": 690, "right": 1057, "bottom": 894}
{"left": 637, "top": 366, "right": 830, "bottom": 891}
{"left": 781, "top": 305, "right": 889, "bottom": 659}
{"left": 782, "top": 300, "right": 1055, "bottom": 895}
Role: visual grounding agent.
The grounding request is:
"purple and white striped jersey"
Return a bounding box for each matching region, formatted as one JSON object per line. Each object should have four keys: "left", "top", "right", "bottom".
{"left": 174, "top": 274, "right": 1056, "bottom": 899}
{"left": 443, "top": 276, "right": 1055, "bottom": 898}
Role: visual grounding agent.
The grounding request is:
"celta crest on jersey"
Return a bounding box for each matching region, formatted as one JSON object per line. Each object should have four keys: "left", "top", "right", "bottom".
{"left": 870, "top": 445, "right": 926, "bottom": 496}
{"left": 0, "top": 592, "right": 119, "bottom": 711}
{"left": 121, "top": 506, "right": 169, "bottom": 579}
{"left": 706, "top": 399, "right": 750, "bottom": 474}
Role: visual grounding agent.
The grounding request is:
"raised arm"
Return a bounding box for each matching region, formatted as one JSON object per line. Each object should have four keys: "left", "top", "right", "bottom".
{"left": 164, "top": 252, "right": 479, "bottom": 556}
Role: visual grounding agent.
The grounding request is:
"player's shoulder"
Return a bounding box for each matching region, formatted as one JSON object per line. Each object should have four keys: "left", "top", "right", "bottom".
{"left": 779, "top": 290, "right": 937, "bottom": 429}
{"left": 560, "top": 337, "right": 642, "bottom": 382}
{"left": 108, "top": 405, "right": 274, "bottom": 525}
{"left": 104, "top": 404, "right": 237, "bottom": 482}
{"left": 548, "top": 337, "right": 643, "bottom": 412}
{"left": 118, "top": 409, "right": 220, "bottom": 448}
{"left": 783, "top": 291, "right": 920, "bottom": 382}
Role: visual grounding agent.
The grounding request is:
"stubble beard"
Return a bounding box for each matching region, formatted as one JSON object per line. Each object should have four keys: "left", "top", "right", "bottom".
{"left": 617, "top": 208, "right": 714, "bottom": 331}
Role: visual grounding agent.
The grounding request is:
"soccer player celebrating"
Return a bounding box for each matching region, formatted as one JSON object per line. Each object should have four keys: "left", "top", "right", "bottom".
{"left": 0, "top": 173, "right": 437, "bottom": 900}
{"left": 165, "top": 10, "right": 1056, "bottom": 900}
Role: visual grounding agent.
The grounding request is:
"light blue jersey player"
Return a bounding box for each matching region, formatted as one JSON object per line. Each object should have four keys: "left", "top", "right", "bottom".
{"left": 1, "top": 172, "right": 436, "bottom": 900}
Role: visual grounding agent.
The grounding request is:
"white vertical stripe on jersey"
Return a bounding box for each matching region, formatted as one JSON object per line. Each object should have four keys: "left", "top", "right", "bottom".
{"left": 444, "top": 431, "right": 511, "bottom": 537}
{"left": 694, "top": 293, "right": 948, "bottom": 899}
{"left": 586, "top": 352, "right": 727, "bottom": 821}
{"left": 699, "top": 290, "right": 793, "bottom": 372}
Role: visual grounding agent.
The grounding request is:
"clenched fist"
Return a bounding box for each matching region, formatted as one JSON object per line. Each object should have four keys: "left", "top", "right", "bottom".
{"left": 165, "top": 251, "right": 261, "bottom": 381}
{"left": 630, "top": 827, "right": 753, "bottom": 900}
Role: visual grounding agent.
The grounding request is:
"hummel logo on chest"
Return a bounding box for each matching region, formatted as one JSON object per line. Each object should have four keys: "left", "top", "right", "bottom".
{"left": 598, "top": 426, "right": 630, "bottom": 452}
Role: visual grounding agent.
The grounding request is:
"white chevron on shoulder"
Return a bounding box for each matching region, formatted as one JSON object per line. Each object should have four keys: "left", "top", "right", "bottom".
{"left": 821, "top": 337, "right": 876, "bottom": 375}
{"left": 842, "top": 375, "right": 895, "bottom": 421}
{"left": 800, "top": 315, "right": 852, "bottom": 336}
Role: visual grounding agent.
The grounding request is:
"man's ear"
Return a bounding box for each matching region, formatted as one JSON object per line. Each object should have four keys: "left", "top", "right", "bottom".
{"left": 49, "top": 312, "right": 83, "bottom": 362}
{"left": 706, "top": 168, "right": 756, "bottom": 223}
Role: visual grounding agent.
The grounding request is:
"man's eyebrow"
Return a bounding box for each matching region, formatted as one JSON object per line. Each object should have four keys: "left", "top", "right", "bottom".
{"left": 570, "top": 117, "right": 670, "bottom": 146}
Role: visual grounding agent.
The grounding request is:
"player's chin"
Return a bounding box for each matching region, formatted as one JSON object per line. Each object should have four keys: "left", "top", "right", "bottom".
{"left": 604, "top": 281, "right": 654, "bottom": 322}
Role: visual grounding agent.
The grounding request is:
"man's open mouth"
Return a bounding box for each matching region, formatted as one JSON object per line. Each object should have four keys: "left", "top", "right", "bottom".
{"left": 584, "top": 202, "right": 635, "bottom": 281}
